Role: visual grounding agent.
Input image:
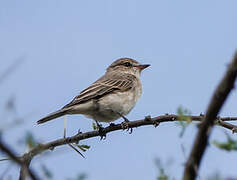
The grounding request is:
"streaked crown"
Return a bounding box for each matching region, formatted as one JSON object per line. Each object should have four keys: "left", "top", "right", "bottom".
{"left": 106, "top": 58, "right": 150, "bottom": 78}
{"left": 108, "top": 58, "right": 139, "bottom": 69}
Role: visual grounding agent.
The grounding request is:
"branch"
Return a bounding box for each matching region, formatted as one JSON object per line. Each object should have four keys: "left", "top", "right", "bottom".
{"left": 183, "top": 51, "right": 237, "bottom": 180}
{"left": 19, "top": 115, "right": 237, "bottom": 166}
{"left": 0, "top": 140, "right": 38, "bottom": 180}
{"left": 217, "top": 119, "right": 237, "bottom": 133}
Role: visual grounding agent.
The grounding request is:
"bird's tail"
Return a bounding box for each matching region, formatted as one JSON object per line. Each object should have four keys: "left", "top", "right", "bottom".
{"left": 37, "top": 109, "right": 68, "bottom": 124}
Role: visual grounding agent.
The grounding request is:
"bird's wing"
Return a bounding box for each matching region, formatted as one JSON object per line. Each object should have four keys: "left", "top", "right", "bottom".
{"left": 62, "top": 73, "right": 136, "bottom": 109}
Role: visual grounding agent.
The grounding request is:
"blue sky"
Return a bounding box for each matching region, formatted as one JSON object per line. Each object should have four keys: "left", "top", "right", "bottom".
{"left": 1, "top": 0, "right": 237, "bottom": 179}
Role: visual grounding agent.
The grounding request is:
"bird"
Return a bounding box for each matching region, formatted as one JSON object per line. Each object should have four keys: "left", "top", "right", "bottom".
{"left": 37, "top": 58, "right": 150, "bottom": 126}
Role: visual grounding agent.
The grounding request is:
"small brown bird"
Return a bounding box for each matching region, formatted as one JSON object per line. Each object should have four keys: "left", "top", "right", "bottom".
{"left": 37, "top": 58, "right": 150, "bottom": 125}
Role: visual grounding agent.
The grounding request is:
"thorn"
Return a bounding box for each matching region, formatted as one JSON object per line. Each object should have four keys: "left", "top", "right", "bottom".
{"left": 68, "top": 143, "right": 85, "bottom": 158}
{"left": 109, "top": 123, "right": 116, "bottom": 127}
{"left": 232, "top": 127, "right": 237, "bottom": 134}
{"left": 77, "top": 129, "right": 83, "bottom": 134}
{"left": 154, "top": 121, "right": 160, "bottom": 128}
{"left": 145, "top": 115, "right": 151, "bottom": 121}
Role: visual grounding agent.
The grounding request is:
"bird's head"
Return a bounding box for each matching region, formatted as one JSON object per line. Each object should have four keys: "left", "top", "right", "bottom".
{"left": 106, "top": 58, "right": 150, "bottom": 77}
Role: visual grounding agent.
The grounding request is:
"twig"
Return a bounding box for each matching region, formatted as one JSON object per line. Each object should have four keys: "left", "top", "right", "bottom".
{"left": 0, "top": 140, "right": 38, "bottom": 180}
{"left": 68, "top": 144, "right": 85, "bottom": 158}
{"left": 217, "top": 120, "right": 237, "bottom": 133}
{"left": 183, "top": 51, "right": 237, "bottom": 180}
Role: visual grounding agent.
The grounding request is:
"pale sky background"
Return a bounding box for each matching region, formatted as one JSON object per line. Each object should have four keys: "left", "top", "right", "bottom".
{"left": 1, "top": 0, "right": 237, "bottom": 179}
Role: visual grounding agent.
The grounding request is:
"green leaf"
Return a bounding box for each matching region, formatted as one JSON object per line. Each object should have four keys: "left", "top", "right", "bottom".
{"left": 157, "top": 175, "right": 169, "bottom": 180}
{"left": 176, "top": 106, "right": 192, "bottom": 137}
{"left": 25, "top": 131, "right": 37, "bottom": 148}
{"left": 74, "top": 144, "right": 90, "bottom": 152}
{"left": 212, "top": 133, "right": 237, "bottom": 151}
{"left": 92, "top": 122, "right": 97, "bottom": 130}
{"left": 80, "top": 145, "right": 90, "bottom": 150}
{"left": 155, "top": 158, "right": 170, "bottom": 180}
{"left": 76, "top": 173, "right": 87, "bottom": 180}
{"left": 177, "top": 106, "right": 192, "bottom": 122}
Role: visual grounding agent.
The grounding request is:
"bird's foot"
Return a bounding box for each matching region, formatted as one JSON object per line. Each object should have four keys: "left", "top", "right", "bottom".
{"left": 112, "top": 110, "right": 133, "bottom": 134}
{"left": 121, "top": 119, "right": 133, "bottom": 134}
{"left": 117, "top": 113, "right": 132, "bottom": 134}
{"left": 96, "top": 122, "right": 106, "bottom": 140}
{"left": 98, "top": 127, "right": 106, "bottom": 140}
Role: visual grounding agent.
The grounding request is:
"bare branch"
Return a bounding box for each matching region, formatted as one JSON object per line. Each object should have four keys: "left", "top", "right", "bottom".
{"left": 183, "top": 51, "right": 237, "bottom": 180}
{"left": 0, "top": 140, "right": 38, "bottom": 180}
{"left": 217, "top": 120, "right": 237, "bottom": 133}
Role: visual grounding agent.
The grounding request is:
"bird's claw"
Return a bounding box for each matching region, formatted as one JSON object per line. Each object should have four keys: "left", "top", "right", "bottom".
{"left": 97, "top": 124, "right": 106, "bottom": 140}
{"left": 121, "top": 120, "right": 133, "bottom": 134}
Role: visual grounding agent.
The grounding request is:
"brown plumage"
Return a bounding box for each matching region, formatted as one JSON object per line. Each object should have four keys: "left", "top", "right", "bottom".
{"left": 37, "top": 58, "right": 150, "bottom": 124}
{"left": 63, "top": 73, "right": 136, "bottom": 108}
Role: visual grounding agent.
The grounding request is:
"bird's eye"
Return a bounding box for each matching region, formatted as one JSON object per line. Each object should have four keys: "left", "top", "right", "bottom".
{"left": 124, "top": 62, "right": 132, "bottom": 67}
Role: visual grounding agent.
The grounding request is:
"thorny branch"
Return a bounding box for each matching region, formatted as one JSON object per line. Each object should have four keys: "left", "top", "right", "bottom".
{"left": 5, "top": 114, "right": 235, "bottom": 178}
{"left": 183, "top": 51, "right": 237, "bottom": 180}
{"left": 1, "top": 116, "right": 237, "bottom": 179}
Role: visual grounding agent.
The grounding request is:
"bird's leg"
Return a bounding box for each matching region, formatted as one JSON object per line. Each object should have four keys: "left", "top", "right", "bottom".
{"left": 95, "top": 120, "right": 101, "bottom": 128}
{"left": 114, "top": 111, "right": 133, "bottom": 134}
{"left": 112, "top": 111, "right": 129, "bottom": 122}
{"left": 95, "top": 120, "right": 106, "bottom": 140}
{"left": 120, "top": 114, "right": 130, "bottom": 122}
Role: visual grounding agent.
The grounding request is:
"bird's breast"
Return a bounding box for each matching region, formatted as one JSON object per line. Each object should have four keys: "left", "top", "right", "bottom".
{"left": 97, "top": 80, "right": 142, "bottom": 118}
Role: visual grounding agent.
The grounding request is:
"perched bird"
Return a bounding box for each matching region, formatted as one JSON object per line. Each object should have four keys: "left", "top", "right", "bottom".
{"left": 37, "top": 58, "right": 150, "bottom": 126}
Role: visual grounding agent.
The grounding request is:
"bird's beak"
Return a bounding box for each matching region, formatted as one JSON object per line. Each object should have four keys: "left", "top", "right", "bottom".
{"left": 137, "top": 64, "right": 150, "bottom": 70}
